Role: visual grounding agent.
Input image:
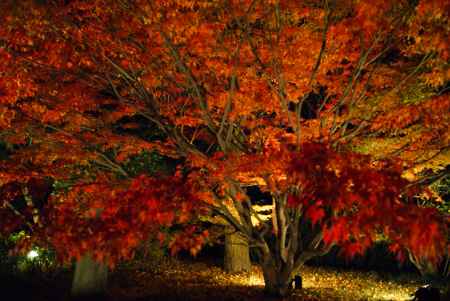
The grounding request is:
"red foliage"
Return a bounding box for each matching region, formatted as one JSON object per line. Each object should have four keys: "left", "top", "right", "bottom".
{"left": 235, "top": 142, "right": 448, "bottom": 263}
{"left": 41, "top": 175, "right": 208, "bottom": 265}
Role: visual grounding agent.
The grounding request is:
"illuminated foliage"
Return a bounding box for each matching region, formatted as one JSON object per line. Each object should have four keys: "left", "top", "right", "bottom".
{"left": 0, "top": 0, "right": 449, "bottom": 295}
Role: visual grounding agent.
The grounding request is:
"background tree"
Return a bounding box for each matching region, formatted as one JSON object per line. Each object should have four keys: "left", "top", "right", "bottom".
{"left": 1, "top": 0, "right": 449, "bottom": 296}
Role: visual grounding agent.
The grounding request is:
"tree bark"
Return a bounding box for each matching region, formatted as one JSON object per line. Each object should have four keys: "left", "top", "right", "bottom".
{"left": 71, "top": 254, "right": 108, "bottom": 299}
{"left": 224, "top": 228, "right": 251, "bottom": 273}
{"left": 408, "top": 252, "right": 436, "bottom": 277}
{"left": 261, "top": 260, "right": 293, "bottom": 297}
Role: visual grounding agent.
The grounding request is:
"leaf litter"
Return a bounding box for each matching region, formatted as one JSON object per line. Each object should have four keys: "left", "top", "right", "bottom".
{"left": 108, "top": 258, "right": 427, "bottom": 301}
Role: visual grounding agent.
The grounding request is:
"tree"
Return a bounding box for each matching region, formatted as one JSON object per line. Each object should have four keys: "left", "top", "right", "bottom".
{"left": 1, "top": 0, "right": 449, "bottom": 296}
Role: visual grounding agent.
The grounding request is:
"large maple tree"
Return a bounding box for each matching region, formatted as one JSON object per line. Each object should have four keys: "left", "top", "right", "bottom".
{"left": 1, "top": 0, "right": 449, "bottom": 296}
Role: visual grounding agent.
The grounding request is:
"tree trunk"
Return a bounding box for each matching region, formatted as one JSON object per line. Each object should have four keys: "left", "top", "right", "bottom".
{"left": 261, "top": 261, "right": 293, "bottom": 297}
{"left": 224, "top": 228, "right": 251, "bottom": 273}
{"left": 408, "top": 252, "right": 436, "bottom": 277}
{"left": 71, "top": 254, "right": 108, "bottom": 299}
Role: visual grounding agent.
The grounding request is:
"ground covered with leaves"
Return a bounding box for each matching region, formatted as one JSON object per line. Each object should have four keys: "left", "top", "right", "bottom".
{"left": 4, "top": 255, "right": 447, "bottom": 301}
{"left": 106, "top": 258, "right": 429, "bottom": 301}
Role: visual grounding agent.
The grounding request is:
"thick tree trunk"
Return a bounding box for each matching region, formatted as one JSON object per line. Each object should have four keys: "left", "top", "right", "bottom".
{"left": 71, "top": 254, "right": 108, "bottom": 299}
{"left": 261, "top": 261, "right": 293, "bottom": 297}
{"left": 224, "top": 228, "right": 251, "bottom": 273}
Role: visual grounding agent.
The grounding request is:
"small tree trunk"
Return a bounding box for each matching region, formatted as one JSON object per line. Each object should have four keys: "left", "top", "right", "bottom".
{"left": 224, "top": 228, "right": 251, "bottom": 273}
{"left": 71, "top": 254, "right": 108, "bottom": 299}
{"left": 408, "top": 252, "right": 436, "bottom": 277}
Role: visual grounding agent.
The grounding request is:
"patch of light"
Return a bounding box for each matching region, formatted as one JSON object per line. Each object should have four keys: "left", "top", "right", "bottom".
{"left": 247, "top": 274, "right": 264, "bottom": 286}
{"left": 26, "top": 249, "right": 39, "bottom": 260}
{"left": 373, "top": 292, "right": 410, "bottom": 301}
{"left": 250, "top": 205, "right": 273, "bottom": 226}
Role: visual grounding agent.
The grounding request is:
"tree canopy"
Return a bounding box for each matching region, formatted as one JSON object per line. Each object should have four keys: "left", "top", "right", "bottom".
{"left": 0, "top": 0, "right": 449, "bottom": 294}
